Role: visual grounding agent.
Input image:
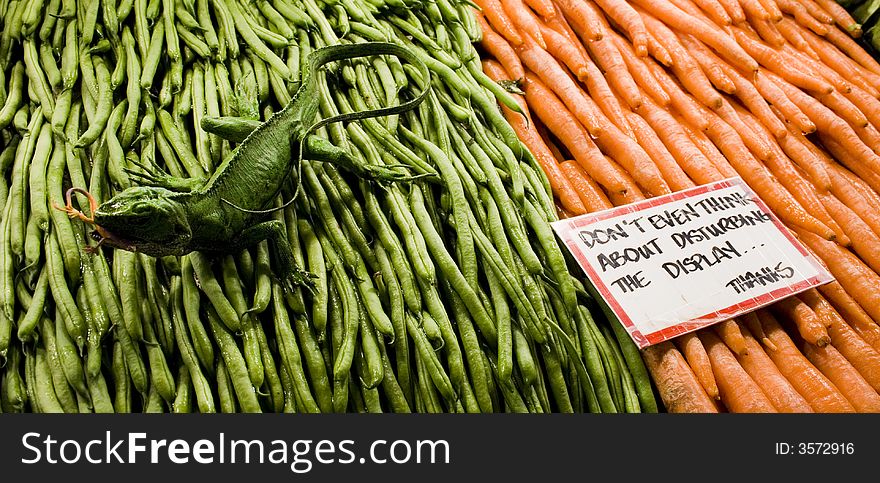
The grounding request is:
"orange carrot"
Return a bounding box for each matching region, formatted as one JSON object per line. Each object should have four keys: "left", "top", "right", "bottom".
{"left": 605, "top": 156, "right": 647, "bottom": 205}
{"left": 630, "top": 0, "right": 759, "bottom": 72}
{"left": 678, "top": 34, "right": 737, "bottom": 95}
{"left": 715, "top": 319, "right": 747, "bottom": 355}
{"left": 610, "top": 33, "right": 671, "bottom": 106}
{"left": 501, "top": 0, "right": 546, "bottom": 48}
{"left": 818, "top": 282, "right": 880, "bottom": 352}
{"left": 818, "top": 135, "right": 880, "bottom": 195}
{"left": 626, "top": 112, "right": 695, "bottom": 191}
{"left": 825, "top": 167, "right": 880, "bottom": 237}
{"left": 537, "top": 21, "right": 589, "bottom": 81}
{"left": 646, "top": 60, "right": 712, "bottom": 132}
{"left": 752, "top": 18, "right": 786, "bottom": 48}
{"left": 819, "top": 91, "right": 869, "bottom": 129}
{"left": 813, "top": 0, "right": 863, "bottom": 37}
{"left": 803, "top": 343, "right": 880, "bottom": 412}
{"left": 756, "top": 0, "right": 784, "bottom": 21}
{"left": 642, "top": 342, "right": 720, "bottom": 413}
{"left": 821, "top": 194, "right": 880, "bottom": 273}
{"left": 733, "top": 30, "right": 833, "bottom": 94}
{"left": 679, "top": 118, "right": 740, "bottom": 179}
{"left": 585, "top": 34, "right": 644, "bottom": 110}
{"left": 581, "top": 59, "right": 633, "bottom": 136}
{"left": 473, "top": 0, "right": 523, "bottom": 46}
{"left": 776, "top": 17, "right": 820, "bottom": 59}
{"left": 690, "top": 0, "right": 734, "bottom": 26}
{"left": 781, "top": 44, "right": 854, "bottom": 95}
{"left": 645, "top": 32, "right": 675, "bottom": 66}
{"left": 801, "top": 0, "right": 837, "bottom": 24}
{"left": 796, "top": 228, "right": 880, "bottom": 323}
{"left": 475, "top": 12, "right": 526, "bottom": 80}
{"left": 716, "top": 0, "right": 747, "bottom": 23}
{"left": 637, "top": 98, "right": 722, "bottom": 185}
{"left": 736, "top": 323, "right": 813, "bottom": 412}
{"left": 756, "top": 76, "right": 816, "bottom": 134}
{"left": 825, "top": 26, "right": 880, "bottom": 76}
{"left": 758, "top": 310, "right": 855, "bottom": 412}
{"left": 522, "top": 0, "right": 555, "bottom": 19}
{"left": 777, "top": 126, "right": 832, "bottom": 191}
{"left": 801, "top": 27, "right": 880, "bottom": 96}
{"left": 715, "top": 100, "right": 773, "bottom": 160}
{"left": 592, "top": 0, "right": 649, "bottom": 56}
{"left": 820, "top": 306, "right": 880, "bottom": 393}
{"left": 555, "top": 0, "right": 604, "bottom": 41}
{"left": 742, "top": 312, "right": 776, "bottom": 350}
{"left": 559, "top": 160, "right": 613, "bottom": 212}
{"left": 772, "top": 296, "right": 831, "bottom": 347}
{"left": 675, "top": 332, "right": 720, "bottom": 400}
{"left": 738, "top": 0, "right": 770, "bottom": 22}
{"left": 777, "top": 0, "right": 830, "bottom": 35}
{"left": 523, "top": 73, "right": 629, "bottom": 195}
{"left": 842, "top": 87, "right": 880, "bottom": 131}
{"left": 710, "top": 55, "right": 786, "bottom": 137}
{"left": 542, "top": 7, "right": 592, "bottom": 61}
{"left": 698, "top": 330, "right": 777, "bottom": 412}
{"left": 592, "top": 116, "right": 673, "bottom": 197}
{"left": 517, "top": 39, "right": 602, "bottom": 135}
{"left": 831, "top": 163, "right": 880, "bottom": 210}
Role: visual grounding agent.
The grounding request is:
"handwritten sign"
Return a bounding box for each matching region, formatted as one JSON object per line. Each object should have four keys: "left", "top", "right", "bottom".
{"left": 551, "top": 178, "right": 833, "bottom": 349}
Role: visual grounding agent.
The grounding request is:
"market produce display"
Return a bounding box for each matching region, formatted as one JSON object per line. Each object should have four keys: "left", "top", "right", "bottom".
{"left": 0, "top": 0, "right": 658, "bottom": 413}
{"left": 477, "top": 0, "right": 880, "bottom": 412}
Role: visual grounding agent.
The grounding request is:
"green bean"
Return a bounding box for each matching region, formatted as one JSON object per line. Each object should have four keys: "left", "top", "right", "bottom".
{"left": 273, "top": 0, "right": 311, "bottom": 27}
{"left": 203, "top": 62, "right": 222, "bottom": 164}
{"left": 86, "top": 363, "right": 114, "bottom": 414}
{"left": 106, "top": 100, "right": 131, "bottom": 189}
{"left": 114, "top": 314, "right": 149, "bottom": 394}
{"left": 172, "top": 365, "right": 193, "bottom": 413}
{"left": 39, "top": 43, "right": 62, "bottom": 95}
{"left": 46, "top": 233, "right": 86, "bottom": 350}
{"left": 80, "top": 0, "right": 100, "bottom": 45}
{"left": 374, "top": 245, "right": 411, "bottom": 403}
{"left": 436, "top": 277, "right": 487, "bottom": 413}
{"left": 414, "top": 354, "right": 442, "bottom": 413}
{"left": 157, "top": 109, "right": 206, "bottom": 177}
{"left": 120, "top": 29, "right": 142, "bottom": 149}
{"left": 115, "top": 250, "right": 145, "bottom": 343}
{"left": 189, "top": 252, "right": 240, "bottom": 331}
{"left": 206, "top": 305, "right": 261, "bottom": 412}
{"left": 421, "top": 310, "right": 442, "bottom": 346}
{"left": 23, "top": 40, "right": 54, "bottom": 121}
{"left": 211, "top": 0, "right": 239, "bottom": 59}
{"left": 74, "top": 58, "right": 111, "bottom": 148}
{"left": 601, "top": 324, "right": 640, "bottom": 414}
{"left": 38, "top": 0, "right": 61, "bottom": 41}
{"left": 214, "top": 62, "right": 234, "bottom": 117}
{"left": 50, "top": 88, "right": 73, "bottom": 139}
{"left": 220, "top": 255, "right": 263, "bottom": 388}
{"left": 17, "top": 267, "right": 48, "bottom": 342}
{"left": 12, "top": 104, "right": 29, "bottom": 131}
{"left": 171, "top": 275, "right": 216, "bottom": 412}
{"left": 118, "top": 0, "right": 135, "bottom": 23}
{"left": 32, "top": 347, "right": 65, "bottom": 413}
{"left": 163, "top": 0, "right": 182, "bottom": 82}
{"left": 176, "top": 68, "right": 193, "bottom": 117}
{"left": 140, "top": 21, "right": 165, "bottom": 90}
{"left": 216, "top": 358, "right": 237, "bottom": 413}
{"left": 38, "top": 316, "right": 78, "bottom": 413}
{"left": 357, "top": 298, "right": 384, "bottom": 388}
{"left": 8, "top": 108, "right": 42, "bottom": 260}
{"left": 52, "top": 303, "right": 88, "bottom": 400}
{"left": 178, "top": 22, "right": 211, "bottom": 58}
{"left": 175, "top": 2, "right": 202, "bottom": 29}
{"left": 607, "top": 315, "right": 658, "bottom": 413}
{"left": 271, "top": 283, "right": 319, "bottom": 413}
{"left": 225, "top": 0, "right": 291, "bottom": 79}
{"left": 143, "top": 384, "right": 164, "bottom": 413}
{"left": 23, "top": 214, "right": 42, "bottom": 276}
{"left": 303, "top": 0, "right": 337, "bottom": 46}
{"left": 140, "top": 255, "right": 174, "bottom": 355}
{"left": 2, "top": 344, "right": 26, "bottom": 412}
{"left": 111, "top": 340, "right": 132, "bottom": 413}
{"left": 77, "top": 284, "right": 104, "bottom": 382}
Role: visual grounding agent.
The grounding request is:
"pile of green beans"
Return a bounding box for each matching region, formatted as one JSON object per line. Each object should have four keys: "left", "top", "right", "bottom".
{"left": 0, "top": 0, "right": 657, "bottom": 413}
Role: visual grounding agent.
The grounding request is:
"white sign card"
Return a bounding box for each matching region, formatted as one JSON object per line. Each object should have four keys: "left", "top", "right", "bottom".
{"left": 551, "top": 177, "right": 834, "bottom": 349}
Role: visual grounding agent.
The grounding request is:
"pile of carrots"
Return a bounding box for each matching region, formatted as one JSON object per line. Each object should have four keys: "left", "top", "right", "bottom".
{"left": 474, "top": 0, "right": 880, "bottom": 412}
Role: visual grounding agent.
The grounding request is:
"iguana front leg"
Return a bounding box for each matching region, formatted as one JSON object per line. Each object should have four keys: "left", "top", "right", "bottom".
{"left": 124, "top": 158, "right": 206, "bottom": 192}
{"left": 231, "top": 220, "right": 315, "bottom": 292}
{"left": 201, "top": 116, "right": 261, "bottom": 143}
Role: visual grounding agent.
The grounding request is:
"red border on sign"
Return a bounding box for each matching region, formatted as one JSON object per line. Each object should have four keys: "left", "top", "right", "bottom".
{"left": 555, "top": 177, "right": 834, "bottom": 349}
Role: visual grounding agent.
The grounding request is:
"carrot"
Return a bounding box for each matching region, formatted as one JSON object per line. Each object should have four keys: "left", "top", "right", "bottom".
{"left": 819, "top": 91, "right": 869, "bottom": 129}
{"left": 581, "top": 59, "right": 633, "bottom": 136}
{"left": 646, "top": 60, "right": 712, "bottom": 132}
{"left": 704, "top": 115, "right": 836, "bottom": 240}
{"left": 736, "top": 323, "right": 813, "bottom": 412}
{"left": 637, "top": 98, "right": 721, "bottom": 185}
{"left": 715, "top": 101, "right": 773, "bottom": 161}
{"left": 559, "top": 160, "right": 613, "bottom": 212}
{"left": 841, "top": 87, "right": 880, "bottom": 131}
{"left": 813, "top": 0, "right": 863, "bottom": 37}
{"left": 522, "top": 0, "right": 555, "bottom": 19}
{"left": 776, "top": 126, "right": 831, "bottom": 191}
{"left": 796, "top": 228, "right": 880, "bottom": 323}
{"left": 474, "top": 0, "right": 524, "bottom": 46}
{"left": 626, "top": 112, "right": 695, "bottom": 191}
{"left": 818, "top": 306, "right": 880, "bottom": 394}
{"left": 733, "top": 30, "right": 833, "bottom": 94}
{"left": 758, "top": 310, "right": 855, "bottom": 412}
{"left": 630, "top": 0, "right": 759, "bottom": 73}
{"left": 517, "top": 39, "right": 603, "bottom": 135}
{"left": 818, "top": 282, "right": 880, "bottom": 352}
{"left": 752, "top": 19, "right": 785, "bottom": 48}
{"left": 481, "top": 60, "right": 588, "bottom": 216}
{"left": 825, "top": 167, "right": 880, "bottom": 238}
{"left": 698, "top": 330, "right": 776, "bottom": 412}
{"left": 776, "top": 18, "right": 820, "bottom": 60}
{"left": 821, "top": 194, "right": 880, "bottom": 273}
{"left": 801, "top": 27, "right": 880, "bottom": 96}
{"left": 756, "top": 0, "right": 783, "bottom": 21}
{"left": 556, "top": 203, "right": 573, "bottom": 220}
{"left": 537, "top": 21, "right": 589, "bottom": 81}
{"left": 756, "top": 75, "right": 816, "bottom": 134}
{"left": 742, "top": 312, "right": 776, "bottom": 350}
{"left": 642, "top": 342, "right": 720, "bottom": 413}
{"left": 501, "top": 0, "right": 546, "bottom": 48}
{"left": 585, "top": 35, "right": 644, "bottom": 110}
{"left": 542, "top": 7, "right": 592, "bottom": 61}
{"left": 678, "top": 35, "right": 737, "bottom": 95}
{"left": 738, "top": 0, "right": 770, "bottom": 22}
{"left": 605, "top": 156, "right": 647, "bottom": 205}
{"left": 831, "top": 163, "right": 880, "bottom": 210}
{"left": 611, "top": 33, "right": 671, "bottom": 107}
{"left": 801, "top": 0, "right": 836, "bottom": 24}
{"left": 804, "top": 343, "right": 880, "bottom": 412}
{"left": 523, "top": 73, "right": 629, "bottom": 195}
{"left": 716, "top": 0, "right": 746, "bottom": 23}
{"left": 593, "top": 119, "right": 673, "bottom": 197}
{"left": 818, "top": 135, "right": 880, "bottom": 195}
{"left": 772, "top": 296, "right": 831, "bottom": 347}
{"left": 709, "top": 55, "right": 786, "bottom": 137}
{"left": 645, "top": 32, "right": 675, "bottom": 67}
{"left": 642, "top": 11, "right": 725, "bottom": 109}
{"left": 689, "top": 0, "right": 733, "bottom": 26}
{"left": 715, "top": 319, "right": 747, "bottom": 355}
{"left": 592, "top": 0, "right": 649, "bottom": 56}
{"left": 824, "top": 27, "right": 880, "bottom": 76}
{"left": 781, "top": 44, "right": 854, "bottom": 95}
{"left": 777, "top": 0, "right": 830, "bottom": 35}
{"left": 675, "top": 332, "right": 720, "bottom": 400}
{"left": 679, "top": 118, "right": 739, "bottom": 179}
{"left": 475, "top": 12, "right": 526, "bottom": 80}
{"left": 555, "top": 0, "right": 604, "bottom": 41}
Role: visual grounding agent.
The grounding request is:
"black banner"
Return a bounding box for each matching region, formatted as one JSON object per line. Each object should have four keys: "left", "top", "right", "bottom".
{"left": 0, "top": 415, "right": 875, "bottom": 481}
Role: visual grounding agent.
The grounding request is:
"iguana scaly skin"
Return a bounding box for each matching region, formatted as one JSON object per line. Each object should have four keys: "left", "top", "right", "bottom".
{"left": 83, "top": 42, "right": 430, "bottom": 290}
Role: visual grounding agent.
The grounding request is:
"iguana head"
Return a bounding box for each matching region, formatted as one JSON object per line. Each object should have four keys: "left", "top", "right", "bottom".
{"left": 91, "top": 186, "right": 192, "bottom": 256}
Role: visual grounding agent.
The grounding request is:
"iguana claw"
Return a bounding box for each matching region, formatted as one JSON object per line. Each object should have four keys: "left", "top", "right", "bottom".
{"left": 282, "top": 267, "right": 319, "bottom": 295}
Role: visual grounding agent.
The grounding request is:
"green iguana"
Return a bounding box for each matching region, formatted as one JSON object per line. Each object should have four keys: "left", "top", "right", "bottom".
{"left": 59, "top": 42, "right": 430, "bottom": 291}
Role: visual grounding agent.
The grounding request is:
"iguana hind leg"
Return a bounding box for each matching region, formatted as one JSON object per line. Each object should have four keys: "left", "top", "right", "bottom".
{"left": 231, "top": 220, "right": 315, "bottom": 292}
{"left": 302, "top": 134, "right": 419, "bottom": 183}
